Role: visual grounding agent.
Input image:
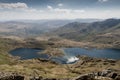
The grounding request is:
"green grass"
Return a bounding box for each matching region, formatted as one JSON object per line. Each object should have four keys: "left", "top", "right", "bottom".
{"left": 0, "top": 53, "right": 10, "bottom": 64}
{"left": 0, "top": 37, "right": 119, "bottom": 79}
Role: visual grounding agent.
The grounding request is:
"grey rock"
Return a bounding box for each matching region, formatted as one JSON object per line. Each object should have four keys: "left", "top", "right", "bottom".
{"left": 115, "top": 75, "right": 120, "bottom": 80}
{"left": 107, "top": 72, "right": 118, "bottom": 79}
{"left": 0, "top": 72, "right": 24, "bottom": 80}
{"left": 72, "top": 74, "right": 94, "bottom": 80}
{"left": 30, "top": 76, "right": 43, "bottom": 80}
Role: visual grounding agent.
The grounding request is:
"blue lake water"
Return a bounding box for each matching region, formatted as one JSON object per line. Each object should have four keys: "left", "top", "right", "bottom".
{"left": 63, "top": 48, "right": 120, "bottom": 60}
{"left": 9, "top": 48, "right": 49, "bottom": 60}
{"left": 9, "top": 48, "right": 120, "bottom": 64}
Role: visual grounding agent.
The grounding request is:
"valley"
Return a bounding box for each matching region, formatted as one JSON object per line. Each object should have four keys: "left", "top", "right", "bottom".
{"left": 0, "top": 19, "right": 120, "bottom": 80}
{"left": 0, "top": 0, "right": 120, "bottom": 79}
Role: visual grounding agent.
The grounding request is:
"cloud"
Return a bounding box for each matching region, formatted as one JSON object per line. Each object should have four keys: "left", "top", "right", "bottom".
{"left": 53, "top": 8, "right": 85, "bottom": 14}
{"left": 24, "top": 8, "right": 44, "bottom": 13}
{"left": 58, "top": 3, "right": 63, "bottom": 7}
{"left": 0, "top": 9, "right": 120, "bottom": 20}
{"left": 47, "top": 5, "right": 85, "bottom": 14}
{"left": 47, "top": 5, "right": 53, "bottom": 10}
{"left": 54, "top": 8, "right": 71, "bottom": 13}
{"left": 0, "top": 2, "right": 28, "bottom": 9}
{"left": 2, "top": 3, "right": 119, "bottom": 20}
{"left": 0, "top": 2, "right": 44, "bottom": 13}
{"left": 73, "top": 10, "right": 85, "bottom": 13}
{"left": 98, "top": 0, "right": 109, "bottom": 2}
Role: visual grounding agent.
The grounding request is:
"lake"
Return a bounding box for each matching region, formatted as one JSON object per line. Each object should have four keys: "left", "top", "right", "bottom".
{"left": 9, "top": 48, "right": 120, "bottom": 64}
{"left": 63, "top": 48, "right": 120, "bottom": 60}
{"left": 9, "top": 48, "right": 49, "bottom": 60}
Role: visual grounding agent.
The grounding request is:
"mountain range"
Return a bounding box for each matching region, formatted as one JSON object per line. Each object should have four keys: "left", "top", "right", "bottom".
{"left": 50, "top": 19, "right": 120, "bottom": 48}
{"left": 0, "top": 19, "right": 100, "bottom": 37}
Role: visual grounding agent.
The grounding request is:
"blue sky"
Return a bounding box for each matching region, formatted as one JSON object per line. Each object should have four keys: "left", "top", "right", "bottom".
{"left": 0, "top": 0, "right": 120, "bottom": 20}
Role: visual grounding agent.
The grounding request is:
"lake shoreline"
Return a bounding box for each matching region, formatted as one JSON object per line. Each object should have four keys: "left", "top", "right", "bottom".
{"left": 0, "top": 37, "right": 120, "bottom": 79}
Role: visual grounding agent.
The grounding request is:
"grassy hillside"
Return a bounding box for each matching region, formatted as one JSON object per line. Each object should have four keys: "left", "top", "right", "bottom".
{"left": 0, "top": 37, "right": 119, "bottom": 79}
{"left": 0, "top": 19, "right": 120, "bottom": 79}
{"left": 50, "top": 19, "right": 120, "bottom": 48}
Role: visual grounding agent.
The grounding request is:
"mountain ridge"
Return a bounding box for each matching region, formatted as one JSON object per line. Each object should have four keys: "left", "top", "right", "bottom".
{"left": 49, "top": 18, "right": 120, "bottom": 48}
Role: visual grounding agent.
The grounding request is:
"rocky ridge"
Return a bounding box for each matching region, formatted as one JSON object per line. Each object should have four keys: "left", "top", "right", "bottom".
{"left": 0, "top": 69, "right": 120, "bottom": 80}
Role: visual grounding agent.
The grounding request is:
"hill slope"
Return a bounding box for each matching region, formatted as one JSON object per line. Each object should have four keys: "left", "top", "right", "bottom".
{"left": 50, "top": 19, "right": 120, "bottom": 48}
{"left": 0, "top": 19, "right": 100, "bottom": 37}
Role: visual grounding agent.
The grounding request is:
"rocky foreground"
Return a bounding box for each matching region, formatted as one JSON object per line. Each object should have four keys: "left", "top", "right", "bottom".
{"left": 0, "top": 55, "right": 120, "bottom": 80}
{"left": 0, "top": 68, "right": 120, "bottom": 80}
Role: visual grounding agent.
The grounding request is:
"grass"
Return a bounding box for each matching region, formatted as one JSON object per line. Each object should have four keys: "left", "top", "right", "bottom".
{"left": 0, "top": 38, "right": 19, "bottom": 64}
{"left": 41, "top": 47, "right": 64, "bottom": 56}
{"left": 0, "top": 37, "right": 119, "bottom": 79}
{"left": 0, "top": 38, "right": 78, "bottom": 78}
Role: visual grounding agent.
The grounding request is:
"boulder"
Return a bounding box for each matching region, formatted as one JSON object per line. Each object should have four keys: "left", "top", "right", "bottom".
{"left": 72, "top": 74, "right": 94, "bottom": 80}
{"left": 115, "top": 75, "right": 120, "bottom": 80}
{"left": 29, "top": 76, "right": 43, "bottom": 80}
{"left": 0, "top": 72, "right": 24, "bottom": 80}
{"left": 101, "top": 69, "right": 112, "bottom": 77}
{"left": 107, "top": 72, "right": 118, "bottom": 79}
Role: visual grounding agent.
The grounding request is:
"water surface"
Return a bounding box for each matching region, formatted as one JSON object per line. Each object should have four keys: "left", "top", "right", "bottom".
{"left": 63, "top": 48, "right": 120, "bottom": 59}
{"left": 10, "top": 48, "right": 49, "bottom": 60}
{"left": 9, "top": 48, "right": 120, "bottom": 64}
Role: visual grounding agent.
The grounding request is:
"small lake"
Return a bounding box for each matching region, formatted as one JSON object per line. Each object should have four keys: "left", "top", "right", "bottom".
{"left": 9, "top": 48, "right": 120, "bottom": 64}
{"left": 63, "top": 48, "right": 120, "bottom": 60}
{"left": 10, "top": 48, "right": 49, "bottom": 60}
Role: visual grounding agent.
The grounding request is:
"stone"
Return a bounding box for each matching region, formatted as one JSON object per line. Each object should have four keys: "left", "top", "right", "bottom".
{"left": 30, "top": 76, "right": 43, "bottom": 80}
{"left": 72, "top": 74, "right": 94, "bottom": 80}
{"left": 100, "top": 69, "right": 112, "bottom": 77}
{"left": 115, "top": 75, "right": 120, "bottom": 80}
{"left": 0, "top": 72, "right": 24, "bottom": 80}
{"left": 107, "top": 72, "right": 118, "bottom": 79}
{"left": 43, "top": 78, "right": 57, "bottom": 80}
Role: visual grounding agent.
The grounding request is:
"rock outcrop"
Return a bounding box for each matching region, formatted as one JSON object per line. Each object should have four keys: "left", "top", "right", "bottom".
{"left": 72, "top": 74, "right": 94, "bottom": 80}
{"left": 71, "top": 69, "right": 120, "bottom": 80}
{"left": 0, "top": 69, "right": 120, "bottom": 80}
{"left": 0, "top": 72, "right": 24, "bottom": 80}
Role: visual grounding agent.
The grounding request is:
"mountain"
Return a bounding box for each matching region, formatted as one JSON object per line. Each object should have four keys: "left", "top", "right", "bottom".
{"left": 0, "top": 19, "right": 101, "bottom": 37}
{"left": 50, "top": 18, "right": 120, "bottom": 47}
{"left": 0, "top": 21, "right": 44, "bottom": 37}
{"left": 0, "top": 20, "right": 70, "bottom": 37}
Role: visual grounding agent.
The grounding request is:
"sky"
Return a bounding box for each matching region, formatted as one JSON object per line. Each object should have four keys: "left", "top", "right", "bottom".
{"left": 0, "top": 0, "right": 120, "bottom": 20}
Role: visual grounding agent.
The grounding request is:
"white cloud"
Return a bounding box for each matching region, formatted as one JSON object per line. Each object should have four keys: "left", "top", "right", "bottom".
{"left": 53, "top": 8, "right": 85, "bottom": 14}
{"left": 104, "top": 10, "right": 111, "bottom": 13}
{"left": 24, "top": 8, "right": 44, "bottom": 13}
{"left": 47, "top": 5, "right": 85, "bottom": 14}
{"left": 0, "top": 2, "right": 28, "bottom": 9}
{"left": 54, "top": 8, "right": 71, "bottom": 14}
{"left": 58, "top": 3, "right": 63, "bottom": 7}
{"left": 47, "top": 5, "right": 71, "bottom": 13}
{"left": 47, "top": 5, "right": 53, "bottom": 10}
{"left": 0, "top": 9, "right": 120, "bottom": 20}
{"left": 0, "top": 3, "right": 119, "bottom": 20}
{"left": 98, "top": 0, "right": 109, "bottom": 2}
{"left": 0, "top": 2, "right": 44, "bottom": 13}
{"left": 73, "top": 10, "right": 85, "bottom": 13}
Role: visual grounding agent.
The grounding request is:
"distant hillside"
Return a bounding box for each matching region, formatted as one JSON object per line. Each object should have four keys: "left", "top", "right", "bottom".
{"left": 0, "top": 20, "right": 70, "bottom": 37}
{"left": 0, "top": 19, "right": 101, "bottom": 37}
{"left": 0, "top": 21, "right": 44, "bottom": 37}
{"left": 50, "top": 19, "right": 120, "bottom": 48}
